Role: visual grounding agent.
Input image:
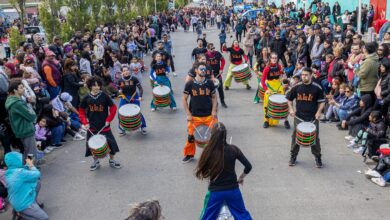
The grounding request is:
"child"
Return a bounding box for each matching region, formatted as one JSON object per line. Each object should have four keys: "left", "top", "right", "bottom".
{"left": 218, "top": 29, "right": 227, "bottom": 51}
{"left": 129, "top": 57, "right": 143, "bottom": 85}
{"left": 348, "top": 111, "right": 387, "bottom": 156}
{"left": 35, "top": 118, "right": 52, "bottom": 153}
{"left": 283, "top": 60, "right": 295, "bottom": 78}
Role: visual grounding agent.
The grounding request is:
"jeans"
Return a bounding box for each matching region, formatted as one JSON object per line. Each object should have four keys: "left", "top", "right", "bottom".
{"left": 337, "top": 109, "right": 349, "bottom": 121}
{"left": 47, "top": 86, "right": 61, "bottom": 100}
{"left": 51, "top": 123, "right": 65, "bottom": 145}
{"left": 321, "top": 79, "right": 330, "bottom": 94}
{"left": 69, "top": 112, "right": 81, "bottom": 131}
{"left": 19, "top": 182, "right": 48, "bottom": 220}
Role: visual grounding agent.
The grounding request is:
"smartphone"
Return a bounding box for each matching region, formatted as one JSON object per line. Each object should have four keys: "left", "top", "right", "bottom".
{"left": 27, "top": 154, "right": 34, "bottom": 160}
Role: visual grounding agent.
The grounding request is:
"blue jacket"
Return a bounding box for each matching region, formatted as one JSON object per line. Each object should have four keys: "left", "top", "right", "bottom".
{"left": 339, "top": 94, "right": 359, "bottom": 111}
{"left": 5, "top": 152, "right": 40, "bottom": 212}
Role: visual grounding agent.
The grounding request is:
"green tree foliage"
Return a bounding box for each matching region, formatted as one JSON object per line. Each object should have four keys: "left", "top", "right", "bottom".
{"left": 9, "top": 27, "right": 25, "bottom": 54}
{"left": 38, "top": 0, "right": 61, "bottom": 42}
{"left": 90, "top": 0, "right": 102, "bottom": 27}
{"left": 65, "top": 0, "right": 91, "bottom": 32}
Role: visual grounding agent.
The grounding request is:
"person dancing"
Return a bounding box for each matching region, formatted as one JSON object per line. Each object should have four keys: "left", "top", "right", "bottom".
{"left": 150, "top": 52, "right": 177, "bottom": 111}
{"left": 286, "top": 67, "right": 325, "bottom": 168}
{"left": 261, "top": 53, "right": 290, "bottom": 129}
{"left": 117, "top": 66, "right": 147, "bottom": 136}
{"left": 79, "top": 76, "right": 121, "bottom": 171}
{"left": 196, "top": 122, "right": 252, "bottom": 220}
{"left": 182, "top": 62, "right": 217, "bottom": 163}
{"left": 222, "top": 40, "right": 251, "bottom": 90}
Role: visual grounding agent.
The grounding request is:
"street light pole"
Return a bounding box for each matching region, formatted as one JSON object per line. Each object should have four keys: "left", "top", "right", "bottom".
{"left": 357, "top": 0, "right": 362, "bottom": 34}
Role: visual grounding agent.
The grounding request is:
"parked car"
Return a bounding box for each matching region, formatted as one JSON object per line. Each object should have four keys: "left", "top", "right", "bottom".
{"left": 24, "top": 26, "right": 46, "bottom": 44}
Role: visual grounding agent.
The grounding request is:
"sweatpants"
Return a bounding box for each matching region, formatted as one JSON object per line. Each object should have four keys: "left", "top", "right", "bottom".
{"left": 20, "top": 135, "right": 38, "bottom": 164}
{"left": 200, "top": 188, "right": 252, "bottom": 220}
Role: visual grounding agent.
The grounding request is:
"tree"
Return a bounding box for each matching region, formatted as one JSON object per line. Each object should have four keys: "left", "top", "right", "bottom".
{"left": 90, "top": 0, "right": 102, "bottom": 27}
{"left": 9, "top": 0, "right": 26, "bottom": 23}
{"left": 65, "top": 0, "right": 91, "bottom": 31}
{"left": 39, "top": 1, "right": 61, "bottom": 42}
{"left": 9, "top": 27, "right": 25, "bottom": 54}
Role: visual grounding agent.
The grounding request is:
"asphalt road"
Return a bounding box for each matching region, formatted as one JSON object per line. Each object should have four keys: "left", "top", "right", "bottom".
{"left": 3, "top": 26, "right": 390, "bottom": 220}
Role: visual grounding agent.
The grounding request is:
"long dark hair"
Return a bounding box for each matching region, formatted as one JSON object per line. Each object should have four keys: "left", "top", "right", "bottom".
{"left": 195, "top": 122, "right": 227, "bottom": 181}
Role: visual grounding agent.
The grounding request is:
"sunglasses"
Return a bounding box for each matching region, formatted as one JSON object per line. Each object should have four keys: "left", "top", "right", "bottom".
{"left": 345, "top": 90, "right": 351, "bottom": 93}
{"left": 199, "top": 68, "right": 207, "bottom": 71}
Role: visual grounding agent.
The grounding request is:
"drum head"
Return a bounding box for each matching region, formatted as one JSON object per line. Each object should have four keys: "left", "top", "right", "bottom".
{"left": 269, "top": 94, "right": 287, "bottom": 104}
{"left": 119, "top": 104, "right": 141, "bottom": 117}
{"left": 88, "top": 134, "right": 107, "bottom": 150}
{"left": 153, "top": 85, "right": 171, "bottom": 96}
{"left": 232, "top": 63, "right": 248, "bottom": 72}
{"left": 297, "top": 122, "right": 316, "bottom": 133}
{"left": 194, "top": 124, "right": 211, "bottom": 142}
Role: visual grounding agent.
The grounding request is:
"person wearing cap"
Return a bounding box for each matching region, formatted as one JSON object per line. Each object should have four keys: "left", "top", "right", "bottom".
{"left": 51, "top": 92, "right": 85, "bottom": 141}
{"left": 42, "top": 50, "right": 62, "bottom": 99}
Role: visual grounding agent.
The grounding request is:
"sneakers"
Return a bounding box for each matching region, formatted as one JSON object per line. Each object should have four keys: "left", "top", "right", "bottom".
{"left": 354, "top": 146, "right": 365, "bottom": 154}
{"left": 365, "top": 169, "right": 381, "bottom": 178}
{"left": 182, "top": 155, "right": 194, "bottom": 163}
{"left": 151, "top": 108, "right": 156, "bottom": 112}
{"left": 173, "top": 72, "right": 177, "bottom": 77}
{"left": 43, "top": 147, "right": 54, "bottom": 154}
{"left": 371, "top": 177, "right": 386, "bottom": 187}
{"left": 347, "top": 141, "right": 357, "bottom": 149}
{"left": 109, "top": 159, "right": 122, "bottom": 169}
{"left": 73, "top": 133, "right": 85, "bottom": 141}
{"left": 141, "top": 128, "right": 148, "bottom": 135}
{"left": 79, "top": 128, "right": 87, "bottom": 136}
{"left": 284, "top": 121, "right": 291, "bottom": 129}
{"left": 51, "top": 143, "right": 63, "bottom": 149}
{"left": 254, "top": 100, "right": 259, "bottom": 104}
{"left": 289, "top": 156, "right": 297, "bottom": 166}
{"left": 171, "top": 107, "right": 177, "bottom": 111}
{"left": 246, "top": 84, "right": 251, "bottom": 90}
{"left": 119, "top": 130, "right": 126, "bottom": 136}
{"left": 263, "top": 121, "right": 269, "bottom": 128}
{"left": 90, "top": 160, "right": 100, "bottom": 171}
{"left": 345, "top": 135, "right": 354, "bottom": 141}
{"left": 315, "top": 156, "right": 323, "bottom": 168}
{"left": 221, "top": 102, "right": 228, "bottom": 108}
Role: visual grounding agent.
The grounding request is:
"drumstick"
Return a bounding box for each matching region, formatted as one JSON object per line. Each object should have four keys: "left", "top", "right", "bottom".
{"left": 194, "top": 126, "right": 202, "bottom": 139}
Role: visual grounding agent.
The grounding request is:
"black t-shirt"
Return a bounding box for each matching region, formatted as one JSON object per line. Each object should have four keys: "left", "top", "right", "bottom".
{"left": 151, "top": 62, "right": 169, "bottom": 77}
{"left": 184, "top": 79, "right": 215, "bottom": 117}
{"left": 80, "top": 92, "right": 114, "bottom": 130}
{"left": 187, "top": 64, "right": 213, "bottom": 79}
{"left": 226, "top": 47, "right": 244, "bottom": 64}
{"left": 191, "top": 47, "right": 207, "bottom": 60}
{"left": 117, "top": 76, "right": 140, "bottom": 96}
{"left": 206, "top": 52, "right": 223, "bottom": 75}
{"left": 286, "top": 82, "right": 325, "bottom": 121}
{"left": 209, "top": 144, "right": 252, "bottom": 192}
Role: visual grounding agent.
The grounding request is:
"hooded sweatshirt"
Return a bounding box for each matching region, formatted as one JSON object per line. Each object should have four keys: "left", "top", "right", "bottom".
{"left": 5, "top": 152, "right": 40, "bottom": 212}
{"left": 5, "top": 96, "right": 36, "bottom": 138}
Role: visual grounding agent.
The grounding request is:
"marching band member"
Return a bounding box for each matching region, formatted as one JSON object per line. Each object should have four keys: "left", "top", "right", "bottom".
{"left": 79, "top": 76, "right": 121, "bottom": 171}
{"left": 182, "top": 62, "right": 218, "bottom": 163}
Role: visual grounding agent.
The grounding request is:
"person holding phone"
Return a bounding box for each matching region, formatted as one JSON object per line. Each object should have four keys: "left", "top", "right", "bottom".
{"left": 196, "top": 122, "right": 252, "bottom": 220}
{"left": 4, "top": 152, "right": 48, "bottom": 220}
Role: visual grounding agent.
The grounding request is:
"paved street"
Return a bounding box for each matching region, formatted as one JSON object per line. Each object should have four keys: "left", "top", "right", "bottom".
{"left": 7, "top": 26, "right": 390, "bottom": 220}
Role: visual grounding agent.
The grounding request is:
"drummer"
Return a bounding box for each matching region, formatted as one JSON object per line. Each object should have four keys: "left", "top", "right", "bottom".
{"left": 191, "top": 39, "right": 207, "bottom": 62}
{"left": 185, "top": 54, "right": 214, "bottom": 83}
{"left": 79, "top": 76, "right": 121, "bottom": 171}
{"left": 117, "top": 66, "right": 147, "bottom": 136}
{"left": 286, "top": 67, "right": 325, "bottom": 168}
{"left": 182, "top": 62, "right": 218, "bottom": 163}
{"left": 205, "top": 43, "right": 227, "bottom": 108}
{"left": 261, "top": 53, "right": 290, "bottom": 129}
{"left": 150, "top": 52, "right": 177, "bottom": 111}
{"left": 222, "top": 40, "right": 251, "bottom": 90}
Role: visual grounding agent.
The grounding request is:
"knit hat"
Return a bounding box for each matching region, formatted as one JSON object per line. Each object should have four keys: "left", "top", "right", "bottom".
{"left": 4, "top": 62, "right": 16, "bottom": 76}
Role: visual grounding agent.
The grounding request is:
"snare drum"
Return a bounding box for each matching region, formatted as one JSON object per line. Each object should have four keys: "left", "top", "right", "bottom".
{"left": 213, "top": 78, "right": 220, "bottom": 88}
{"left": 194, "top": 124, "right": 212, "bottom": 148}
{"left": 119, "top": 104, "right": 142, "bottom": 131}
{"left": 267, "top": 94, "right": 289, "bottom": 119}
{"left": 232, "top": 64, "right": 252, "bottom": 83}
{"left": 88, "top": 134, "right": 110, "bottom": 158}
{"left": 296, "top": 122, "right": 317, "bottom": 147}
{"left": 153, "top": 85, "right": 171, "bottom": 107}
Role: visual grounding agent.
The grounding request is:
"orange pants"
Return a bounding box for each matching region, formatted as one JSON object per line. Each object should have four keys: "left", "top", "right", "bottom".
{"left": 184, "top": 115, "right": 217, "bottom": 156}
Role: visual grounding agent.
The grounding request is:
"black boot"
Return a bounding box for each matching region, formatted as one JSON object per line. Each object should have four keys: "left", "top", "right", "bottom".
{"left": 221, "top": 101, "right": 228, "bottom": 108}
{"left": 263, "top": 121, "right": 269, "bottom": 128}
{"left": 284, "top": 120, "right": 291, "bottom": 129}
{"left": 315, "top": 156, "right": 323, "bottom": 168}
{"left": 246, "top": 84, "right": 251, "bottom": 90}
{"left": 289, "top": 156, "right": 297, "bottom": 166}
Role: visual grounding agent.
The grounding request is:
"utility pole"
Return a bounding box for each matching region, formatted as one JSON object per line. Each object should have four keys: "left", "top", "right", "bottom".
{"left": 357, "top": 0, "right": 362, "bottom": 34}
{"left": 154, "top": 0, "right": 157, "bottom": 14}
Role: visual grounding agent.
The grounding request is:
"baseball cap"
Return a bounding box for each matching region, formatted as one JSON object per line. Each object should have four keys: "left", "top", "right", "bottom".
{"left": 60, "top": 92, "right": 73, "bottom": 103}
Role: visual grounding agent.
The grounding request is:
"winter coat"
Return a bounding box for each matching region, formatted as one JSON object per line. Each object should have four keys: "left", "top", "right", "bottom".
{"left": 5, "top": 96, "right": 36, "bottom": 138}
{"left": 63, "top": 72, "right": 82, "bottom": 107}
{"left": 5, "top": 152, "right": 40, "bottom": 212}
{"left": 311, "top": 43, "right": 324, "bottom": 63}
{"left": 367, "top": 119, "right": 387, "bottom": 140}
{"left": 329, "top": 57, "right": 345, "bottom": 82}
{"left": 339, "top": 94, "right": 359, "bottom": 112}
{"left": 35, "top": 124, "right": 49, "bottom": 141}
{"left": 346, "top": 94, "right": 372, "bottom": 127}
{"left": 380, "top": 73, "right": 390, "bottom": 104}
{"left": 357, "top": 53, "right": 379, "bottom": 92}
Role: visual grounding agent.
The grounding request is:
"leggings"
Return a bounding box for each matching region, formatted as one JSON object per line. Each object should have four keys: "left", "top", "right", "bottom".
{"left": 354, "top": 130, "right": 368, "bottom": 147}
